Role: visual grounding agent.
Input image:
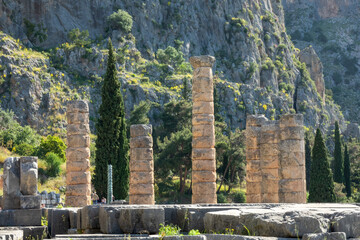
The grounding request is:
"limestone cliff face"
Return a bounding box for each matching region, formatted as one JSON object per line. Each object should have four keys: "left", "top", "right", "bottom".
{"left": 283, "top": 0, "right": 360, "bottom": 124}
{"left": 0, "top": 0, "right": 346, "bottom": 134}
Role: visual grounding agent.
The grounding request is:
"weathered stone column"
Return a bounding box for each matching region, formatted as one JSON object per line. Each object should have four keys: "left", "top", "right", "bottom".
{"left": 279, "top": 114, "right": 306, "bottom": 203}
{"left": 66, "top": 100, "right": 91, "bottom": 207}
{"left": 190, "top": 55, "right": 217, "bottom": 204}
{"left": 259, "top": 121, "right": 280, "bottom": 203}
{"left": 246, "top": 115, "right": 265, "bottom": 203}
{"left": 129, "top": 124, "right": 154, "bottom": 204}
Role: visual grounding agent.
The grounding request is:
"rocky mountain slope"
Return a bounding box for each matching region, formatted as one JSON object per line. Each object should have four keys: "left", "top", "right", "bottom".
{"left": 283, "top": 0, "right": 360, "bottom": 124}
{"left": 0, "top": 0, "right": 346, "bottom": 136}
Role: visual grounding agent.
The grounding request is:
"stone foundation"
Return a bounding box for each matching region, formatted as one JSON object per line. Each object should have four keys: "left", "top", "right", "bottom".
{"left": 246, "top": 114, "right": 306, "bottom": 203}
{"left": 66, "top": 100, "right": 91, "bottom": 207}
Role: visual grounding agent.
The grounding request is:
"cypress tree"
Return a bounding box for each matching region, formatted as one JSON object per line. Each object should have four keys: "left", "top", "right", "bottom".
{"left": 305, "top": 134, "right": 312, "bottom": 191}
{"left": 333, "top": 121, "right": 343, "bottom": 183}
{"left": 344, "top": 144, "right": 351, "bottom": 197}
{"left": 93, "top": 39, "right": 129, "bottom": 199}
{"left": 308, "top": 128, "right": 336, "bottom": 203}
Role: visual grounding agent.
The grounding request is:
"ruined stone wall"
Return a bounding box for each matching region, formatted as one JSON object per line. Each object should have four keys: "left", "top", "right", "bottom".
{"left": 129, "top": 124, "right": 155, "bottom": 204}
{"left": 190, "top": 56, "right": 217, "bottom": 204}
{"left": 66, "top": 100, "right": 91, "bottom": 207}
{"left": 246, "top": 114, "right": 306, "bottom": 203}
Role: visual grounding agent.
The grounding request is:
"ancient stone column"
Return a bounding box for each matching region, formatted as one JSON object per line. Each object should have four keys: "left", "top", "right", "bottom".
{"left": 190, "top": 55, "right": 217, "bottom": 204}
{"left": 66, "top": 100, "right": 91, "bottom": 207}
{"left": 259, "top": 121, "right": 280, "bottom": 203}
{"left": 279, "top": 114, "right": 306, "bottom": 203}
{"left": 129, "top": 124, "right": 154, "bottom": 205}
{"left": 246, "top": 115, "right": 265, "bottom": 203}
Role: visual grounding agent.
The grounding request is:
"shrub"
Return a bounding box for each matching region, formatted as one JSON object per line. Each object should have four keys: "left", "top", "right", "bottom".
{"left": 45, "top": 152, "right": 62, "bottom": 177}
{"left": 14, "top": 143, "right": 35, "bottom": 156}
{"left": 188, "top": 229, "right": 201, "bottom": 235}
{"left": 159, "top": 224, "right": 181, "bottom": 238}
{"left": 36, "top": 135, "right": 66, "bottom": 162}
{"left": 68, "top": 28, "right": 91, "bottom": 47}
{"left": 233, "top": 191, "right": 246, "bottom": 203}
{"left": 107, "top": 9, "right": 133, "bottom": 33}
{"left": 156, "top": 46, "right": 185, "bottom": 69}
{"left": 217, "top": 193, "right": 228, "bottom": 203}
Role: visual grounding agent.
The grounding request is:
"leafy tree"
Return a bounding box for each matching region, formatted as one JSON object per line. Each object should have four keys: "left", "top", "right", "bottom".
{"left": 308, "top": 129, "right": 336, "bottom": 203}
{"left": 127, "top": 100, "right": 151, "bottom": 138}
{"left": 14, "top": 143, "right": 35, "bottom": 156}
{"left": 36, "top": 135, "right": 66, "bottom": 162}
{"left": 156, "top": 128, "right": 192, "bottom": 194}
{"left": 182, "top": 78, "right": 191, "bottom": 101}
{"left": 156, "top": 46, "right": 185, "bottom": 69}
{"left": 333, "top": 121, "right": 343, "bottom": 183}
{"left": 94, "top": 39, "right": 129, "bottom": 199}
{"left": 305, "top": 134, "right": 312, "bottom": 191}
{"left": 45, "top": 152, "right": 62, "bottom": 177}
{"left": 68, "top": 28, "right": 91, "bottom": 47}
{"left": 107, "top": 9, "right": 133, "bottom": 33}
{"left": 344, "top": 144, "right": 351, "bottom": 197}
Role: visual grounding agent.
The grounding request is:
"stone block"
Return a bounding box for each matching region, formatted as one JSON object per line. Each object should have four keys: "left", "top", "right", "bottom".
{"left": 192, "top": 160, "right": 216, "bottom": 171}
{"left": 333, "top": 212, "right": 360, "bottom": 238}
{"left": 66, "top": 184, "right": 91, "bottom": 196}
{"left": 192, "top": 171, "right": 216, "bottom": 183}
{"left": 246, "top": 136, "right": 258, "bottom": 149}
{"left": 3, "top": 157, "right": 21, "bottom": 210}
{"left": 246, "top": 171, "right": 262, "bottom": 183}
{"left": 262, "top": 169, "right": 279, "bottom": 180}
{"left": 130, "top": 148, "right": 153, "bottom": 160}
{"left": 67, "top": 112, "right": 89, "bottom": 124}
{"left": 193, "top": 77, "right": 213, "bottom": 93}
{"left": 192, "top": 182, "right": 217, "bottom": 195}
{"left": 129, "top": 172, "right": 154, "bottom": 184}
{"left": 262, "top": 180, "right": 279, "bottom": 194}
{"left": 280, "top": 126, "right": 304, "bottom": 140}
{"left": 80, "top": 205, "right": 100, "bottom": 230}
{"left": 66, "top": 172, "right": 91, "bottom": 185}
{"left": 246, "top": 115, "right": 268, "bottom": 127}
{"left": 259, "top": 132, "right": 280, "bottom": 144}
{"left": 192, "top": 136, "right": 215, "bottom": 148}
{"left": 281, "top": 166, "right": 305, "bottom": 179}
{"left": 129, "top": 160, "right": 153, "bottom": 172}
{"left": 67, "top": 135, "right": 90, "bottom": 148}
{"left": 192, "top": 114, "right": 214, "bottom": 126}
{"left": 118, "top": 207, "right": 165, "bottom": 234}
{"left": 192, "top": 148, "right": 216, "bottom": 160}
{"left": 0, "top": 209, "right": 42, "bottom": 226}
{"left": 260, "top": 144, "right": 280, "bottom": 157}
{"left": 260, "top": 156, "right": 280, "bottom": 169}
{"left": 279, "top": 192, "right": 307, "bottom": 203}
{"left": 66, "top": 160, "right": 90, "bottom": 172}
{"left": 281, "top": 152, "right": 305, "bottom": 167}
{"left": 192, "top": 124, "right": 215, "bottom": 138}
{"left": 246, "top": 148, "right": 260, "bottom": 160}
{"left": 20, "top": 195, "right": 40, "bottom": 209}
{"left": 66, "top": 147, "right": 91, "bottom": 161}
{"left": 279, "top": 139, "right": 305, "bottom": 153}
{"left": 279, "top": 114, "right": 303, "bottom": 127}
{"left": 130, "top": 124, "right": 152, "bottom": 138}
{"left": 246, "top": 182, "right": 261, "bottom": 195}
{"left": 0, "top": 229, "right": 23, "bottom": 240}
{"left": 193, "top": 102, "right": 214, "bottom": 115}
{"left": 130, "top": 136, "right": 153, "bottom": 148}
{"left": 66, "top": 195, "right": 91, "bottom": 207}
{"left": 279, "top": 179, "right": 306, "bottom": 193}
{"left": 99, "top": 206, "right": 122, "bottom": 234}
{"left": 192, "top": 194, "right": 217, "bottom": 204}
{"left": 67, "top": 124, "right": 90, "bottom": 135}
{"left": 48, "top": 208, "right": 70, "bottom": 237}
{"left": 68, "top": 208, "right": 79, "bottom": 229}
{"left": 246, "top": 194, "right": 261, "bottom": 203}
{"left": 262, "top": 193, "right": 279, "bottom": 203}
{"left": 303, "top": 232, "right": 346, "bottom": 240}
{"left": 129, "top": 194, "right": 155, "bottom": 205}
{"left": 192, "top": 92, "right": 214, "bottom": 102}
{"left": 190, "top": 55, "right": 215, "bottom": 68}
{"left": 20, "top": 157, "right": 38, "bottom": 195}
{"left": 129, "top": 184, "right": 154, "bottom": 195}
{"left": 67, "top": 100, "right": 89, "bottom": 113}
{"left": 193, "top": 67, "right": 213, "bottom": 78}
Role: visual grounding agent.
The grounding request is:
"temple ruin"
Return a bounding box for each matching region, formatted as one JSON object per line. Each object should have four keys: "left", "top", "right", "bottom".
{"left": 246, "top": 114, "right": 306, "bottom": 203}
